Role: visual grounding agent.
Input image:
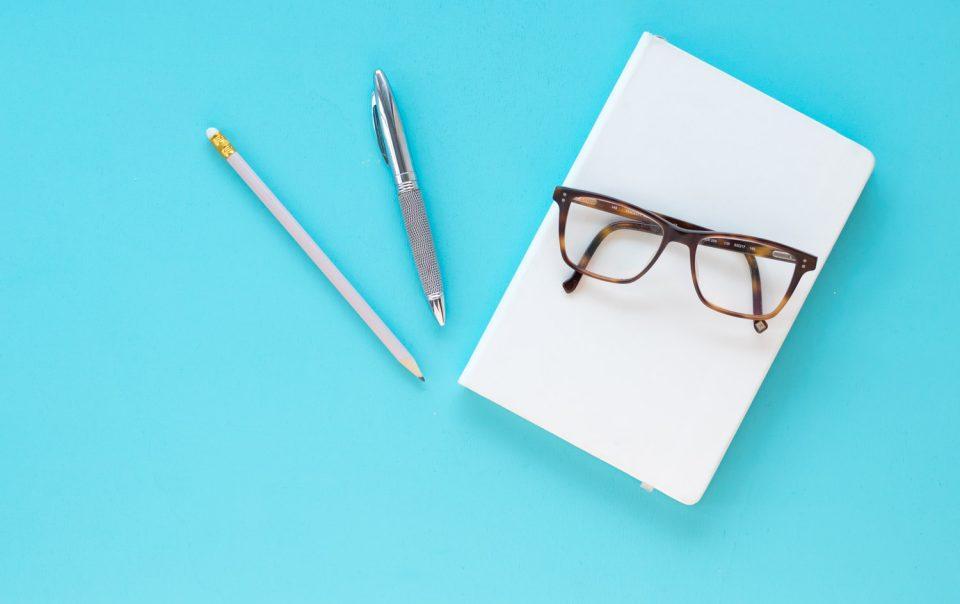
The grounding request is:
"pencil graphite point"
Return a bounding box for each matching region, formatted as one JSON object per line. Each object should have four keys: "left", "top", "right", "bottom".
{"left": 399, "top": 356, "right": 425, "bottom": 381}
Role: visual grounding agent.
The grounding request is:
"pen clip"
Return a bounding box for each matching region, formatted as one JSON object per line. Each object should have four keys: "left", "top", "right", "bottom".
{"left": 371, "top": 69, "right": 415, "bottom": 184}
{"left": 371, "top": 91, "right": 388, "bottom": 165}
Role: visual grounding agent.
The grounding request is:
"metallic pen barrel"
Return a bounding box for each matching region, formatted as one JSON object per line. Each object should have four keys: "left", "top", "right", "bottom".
{"left": 396, "top": 181, "right": 444, "bottom": 325}
{"left": 372, "top": 69, "right": 445, "bottom": 326}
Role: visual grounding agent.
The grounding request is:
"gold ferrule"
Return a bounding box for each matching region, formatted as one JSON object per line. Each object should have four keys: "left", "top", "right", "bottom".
{"left": 209, "top": 132, "right": 235, "bottom": 158}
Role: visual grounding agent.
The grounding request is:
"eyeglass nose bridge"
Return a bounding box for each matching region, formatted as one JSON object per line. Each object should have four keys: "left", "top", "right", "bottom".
{"left": 650, "top": 221, "right": 706, "bottom": 258}
{"left": 662, "top": 228, "right": 700, "bottom": 247}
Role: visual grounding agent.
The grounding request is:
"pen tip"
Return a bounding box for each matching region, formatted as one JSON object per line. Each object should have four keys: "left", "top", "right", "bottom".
{"left": 430, "top": 296, "right": 446, "bottom": 327}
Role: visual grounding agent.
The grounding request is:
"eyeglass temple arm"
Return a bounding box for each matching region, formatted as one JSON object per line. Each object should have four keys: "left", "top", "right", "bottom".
{"left": 562, "top": 221, "right": 647, "bottom": 293}
{"left": 744, "top": 254, "right": 767, "bottom": 333}
{"left": 562, "top": 217, "right": 768, "bottom": 333}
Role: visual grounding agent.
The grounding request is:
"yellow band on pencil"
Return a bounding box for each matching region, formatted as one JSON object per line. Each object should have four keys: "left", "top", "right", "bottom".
{"left": 209, "top": 132, "right": 235, "bottom": 158}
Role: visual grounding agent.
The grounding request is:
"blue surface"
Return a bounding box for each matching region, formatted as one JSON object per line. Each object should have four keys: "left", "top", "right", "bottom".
{"left": 2, "top": 1, "right": 958, "bottom": 601}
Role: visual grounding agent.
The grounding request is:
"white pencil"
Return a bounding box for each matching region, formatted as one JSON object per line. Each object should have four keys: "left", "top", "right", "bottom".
{"left": 206, "top": 127, "right": 424, "bottom": 381}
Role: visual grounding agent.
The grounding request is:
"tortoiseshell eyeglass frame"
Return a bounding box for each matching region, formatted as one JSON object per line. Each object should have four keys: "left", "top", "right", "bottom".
{"left": 553, "top": 186, "right": 818, "bottom": 333}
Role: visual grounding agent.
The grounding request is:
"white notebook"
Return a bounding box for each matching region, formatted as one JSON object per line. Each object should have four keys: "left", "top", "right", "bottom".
{"left": 459, "top": 33, "right": 874, "bottom": 504}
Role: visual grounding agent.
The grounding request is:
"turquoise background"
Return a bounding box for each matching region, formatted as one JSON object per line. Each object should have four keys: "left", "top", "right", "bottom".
{"left": 2, "top": 0, "right": 958, "bottom": 601}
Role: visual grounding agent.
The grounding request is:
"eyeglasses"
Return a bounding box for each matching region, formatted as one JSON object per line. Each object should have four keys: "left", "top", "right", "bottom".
{"left": 553, "top": 186, "right": 818, "bottom": 333}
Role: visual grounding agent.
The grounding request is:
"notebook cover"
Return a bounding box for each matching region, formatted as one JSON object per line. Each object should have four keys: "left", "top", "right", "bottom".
{"left": 459, "top": 33, "right": 874, "bottom": 504}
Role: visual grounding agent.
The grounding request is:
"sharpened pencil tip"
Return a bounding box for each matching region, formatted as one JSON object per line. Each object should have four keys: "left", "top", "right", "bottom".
{"left": 419, "top": 376, "right": 425, "bottom": 382}
{"left": 399, "top": 356, "right": 424, "bottom": 381}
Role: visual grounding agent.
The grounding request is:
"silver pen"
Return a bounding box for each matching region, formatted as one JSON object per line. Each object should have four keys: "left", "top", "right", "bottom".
{"left": 372, "top": 69, "right": 445, "bottom": 326}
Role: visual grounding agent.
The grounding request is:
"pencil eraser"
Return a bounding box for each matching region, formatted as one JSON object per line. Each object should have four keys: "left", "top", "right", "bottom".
{"left": 205, "top": 127, "right": 219, "bottom": 140}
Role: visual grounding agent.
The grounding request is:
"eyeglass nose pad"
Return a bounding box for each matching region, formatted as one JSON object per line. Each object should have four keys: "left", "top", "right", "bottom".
{"left": 753, "top": 320, "right": 768, "bottom": 333}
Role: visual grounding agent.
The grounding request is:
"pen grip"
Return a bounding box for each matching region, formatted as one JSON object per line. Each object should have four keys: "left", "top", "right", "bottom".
{"left": 397, "top": 182, "right": 442, "bottom": 299}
